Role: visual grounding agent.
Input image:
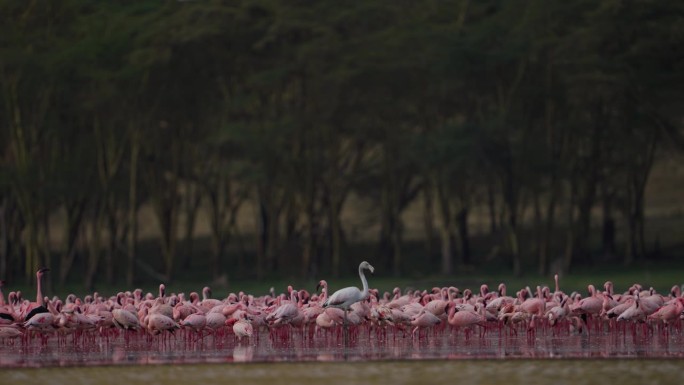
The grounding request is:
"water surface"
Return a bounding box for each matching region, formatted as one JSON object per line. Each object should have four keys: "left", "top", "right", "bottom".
{"left": 3, "top": 360, "right": 683, "bottom": 385}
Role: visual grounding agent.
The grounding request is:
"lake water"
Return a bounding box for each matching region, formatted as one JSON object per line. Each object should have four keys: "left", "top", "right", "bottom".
{"left": 3, "top": 360, "right": 683, "bottom": 385}
{"left": 2, "top": 325, "right": 683, "bottom": 384}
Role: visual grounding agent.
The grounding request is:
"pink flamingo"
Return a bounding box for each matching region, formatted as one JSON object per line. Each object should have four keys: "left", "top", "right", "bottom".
{"left": 446, "top": 302, "right": 487, "bottom": 330}
{"left": 316, "top": 280, "right": 328, "bottom": 304}
{"left": 617, "top": 295, "right": 645, "bottom": 322}
{"left": 425, "top": 288, "right": 449, "bottom": 318}
{"left": 143, "top": 308, "right": 180, "bottom": 335}
{"left": 546, "top": 296, "right": 569, "bottom": 326}
{"left": 648, "top": 298, "right": 684, "bottom": 327}
{"left": 180, "top": 313, "right": 207, "bottom": 333}
{"left": 233, "top": 315, "right": 253, "bottom": 340}
{"left": 112, "top": 307, "right": 140, "bottom": 330}
{"left": 520, "top": 286, "right": 545, "bottom": 317}
{"left": 22, "top": 268, "right": 50, "bottom": 321}
{"left": 410, "top": 308, "right": 441, "bottom": 339}
{"left": 0, "top": 326, "right": 23, "bottom": 341}
{"left": 200, "top": 287, "right": 223, "bottom": 311}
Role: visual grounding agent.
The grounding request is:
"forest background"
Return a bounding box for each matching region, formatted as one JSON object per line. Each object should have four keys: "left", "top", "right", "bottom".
{"left": 1, "top": 0, "right": 683, "bottom": 294}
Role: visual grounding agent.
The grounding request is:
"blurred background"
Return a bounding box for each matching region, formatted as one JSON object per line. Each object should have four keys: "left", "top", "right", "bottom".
{"left": 1, "top": 0, "right": 683, "bottom": 294}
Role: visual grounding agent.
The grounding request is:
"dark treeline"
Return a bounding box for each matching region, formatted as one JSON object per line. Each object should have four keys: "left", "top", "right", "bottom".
{"left": 1, "top": 0, "right": 683, "bottom": 288}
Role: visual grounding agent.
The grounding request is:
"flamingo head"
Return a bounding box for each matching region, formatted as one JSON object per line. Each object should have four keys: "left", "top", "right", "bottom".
{"left": 498, "top": 283, "right": 506, "bottom": 297}
{"left": 37, "top": 267, "right": 50, "bottom": 276}
{"left": 316, "top": 280, "right": 327, "bottom": 292}
{"left": 360, "top": 261, "right": 374, "bottom": 274}
{"left": 202, "top": 286, "right": 212, "bottom": 299}
{"left": 299, "top": 290, "right": 310, "bottom": 304}
{"left": 369, "top": 288, "right": 380, "bottom": 299}
{"left": 604, "top": 281, "right": 613, "bottom": 292}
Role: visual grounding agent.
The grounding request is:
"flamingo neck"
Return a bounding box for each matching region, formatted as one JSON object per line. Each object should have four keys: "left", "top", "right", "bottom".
{"left": 36, "top": 273, "right": 44, "bottom": 306}
{"left": 320, "top": 287, "right": 327, "bottom": 303}
{"left": 359, "top": 265, "right": 369, "bottom": 300}
{"left": 554, "top": 275, "right": 559, "bottom": 293}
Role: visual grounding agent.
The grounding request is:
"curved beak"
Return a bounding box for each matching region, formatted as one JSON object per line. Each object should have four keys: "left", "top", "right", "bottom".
{"left": 38, "top": 268, "right": 50, "bottom": 274}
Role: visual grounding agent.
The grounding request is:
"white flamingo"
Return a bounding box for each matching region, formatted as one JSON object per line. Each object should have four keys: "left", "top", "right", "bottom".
{"left": 323, "top": 261, "right": 374, "bottom": 313}
{"left": 323, "top": 261, "right": 374, "bottom": 342}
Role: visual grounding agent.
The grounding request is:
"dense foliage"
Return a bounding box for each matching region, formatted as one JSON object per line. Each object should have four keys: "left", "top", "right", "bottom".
{"left": 1, "top": 0, "right": 682, "bottom": 288}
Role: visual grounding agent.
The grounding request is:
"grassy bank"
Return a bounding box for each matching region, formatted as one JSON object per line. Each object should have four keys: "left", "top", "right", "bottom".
{"left": 8, "top": 259, "right": 682, "bottom": 300}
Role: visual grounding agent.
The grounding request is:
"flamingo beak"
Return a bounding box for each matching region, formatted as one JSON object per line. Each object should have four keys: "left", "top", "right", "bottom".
{"left": 38, "top": 268, "right": 50, "bottom": 274}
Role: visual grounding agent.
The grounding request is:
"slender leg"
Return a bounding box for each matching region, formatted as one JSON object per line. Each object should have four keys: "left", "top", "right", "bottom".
{"left": 344, "top": 308, "right": 349, "bottom": 346}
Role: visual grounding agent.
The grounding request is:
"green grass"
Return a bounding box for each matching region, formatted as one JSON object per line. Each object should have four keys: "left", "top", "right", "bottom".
{"left": 8, "top": 260, "right": 682, "bottom": 301}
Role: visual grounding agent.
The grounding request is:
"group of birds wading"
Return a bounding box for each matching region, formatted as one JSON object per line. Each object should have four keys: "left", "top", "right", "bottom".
{"left": 1, "top": 262, "right": 684, "bottom": 346}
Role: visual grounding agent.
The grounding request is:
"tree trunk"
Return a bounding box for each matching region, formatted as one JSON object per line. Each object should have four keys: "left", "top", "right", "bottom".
{"left": 601, "top": 195, "right": 616, "bottom": 259}
{"left": 563, "top": 181, "right": 578, "bottom": 273}
{"left": 436, "top": 178, "right": 454, "bottom": 275}
{"left": 0, "top": 199, "right": 6, "bottom": 282}
{"left": 127, "top": 129, "right": 139, "bottom": 287}
{"left": 84, "top": 207, "right": 104, "bottom": 291}
{"left": 422, "top": 187, "right": 435, "bottom": 262}
{"left": 182, "top": 182, "right": 202, "bottom": 270}
{"left": 105, "top": 203, "right": 119, "bottom": 285}
{"left": 391, "top": 209, "right": 402, "bottom": 278}
{"left": 328, "top": 194, "right": 342, "bottom": 278}
{"left": 539, "top": 181, "right": 559, "bottom": 276}
{"left": 58, "top": 201, "right": 86, "bottom": 286}
{"left": 487, "top": 183, "right": 498, "bottom": 235}
{"left": 256, "top": 199, "right": 267, "bottom": 280}
{"left": 456, "top": 207, "right": 471, "bottom": 266}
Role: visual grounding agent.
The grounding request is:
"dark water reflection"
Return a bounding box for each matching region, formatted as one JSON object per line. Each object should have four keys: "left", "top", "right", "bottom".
{"left": 2, "top": 326, "right": 684, "bottom": 368}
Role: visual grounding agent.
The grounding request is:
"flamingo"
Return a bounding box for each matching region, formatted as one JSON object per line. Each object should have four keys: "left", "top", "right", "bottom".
{"left": 0, "top": 326, "right": 23, "bottom": 340}
{"left": 316, "top": 280, "right": 329, "bottom": 304}
{"left": 180, "top": 313, "right": 207, "bottom": 335}
{"left": 323, "top": 261, "right": 374, "bottom": 343}
{"left": 112, "top": 307, "right": 140, "bottom": 329}
{"left": 143, "top": 310, "right": 180, "bottom": 335}
{"left": 648, "top": 298, "right": 684, "bottom": 326}
{"left": 233, "top": 316, "right": 253, "bottom": 340}
{"left": 617, "top": 295, "right": 646, "bottom": 322}
{"left": 546, "top": 296, "right": 569, "bottom": 326}
{"left": 324, "top": 261, "right": 375, "bottom": 312}
{"left": 446, "top": 302, "right": 487, "bottom": 329}
{"left": 410, "top": 308, "right": 441, "bottom": 338}
{"left": 23, "top": 268, "right": 50, "bottom": 321}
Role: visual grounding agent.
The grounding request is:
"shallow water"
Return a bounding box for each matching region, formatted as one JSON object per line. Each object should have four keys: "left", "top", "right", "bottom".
{"left": 1, "top": 324, "right": 683, "bottom": 368}
{"left": 3, "top": 360, "right": 684, "bottom": 385}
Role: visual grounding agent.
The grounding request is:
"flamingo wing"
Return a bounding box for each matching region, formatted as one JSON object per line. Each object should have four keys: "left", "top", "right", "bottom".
{"left": 324, "top": 287, "right": 362, "bottom": 308}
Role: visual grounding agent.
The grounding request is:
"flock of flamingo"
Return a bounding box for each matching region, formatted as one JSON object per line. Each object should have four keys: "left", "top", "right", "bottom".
{"left": 1, "top": 262, "right": 683, "bottom": 347}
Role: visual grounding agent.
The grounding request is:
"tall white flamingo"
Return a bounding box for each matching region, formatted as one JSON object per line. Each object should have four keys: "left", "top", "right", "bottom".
{"left": 324, "top": 261, "right": 374, "bottom": 311}
{"left": 323, "top": 261, "right": 374, "bottom": 343}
